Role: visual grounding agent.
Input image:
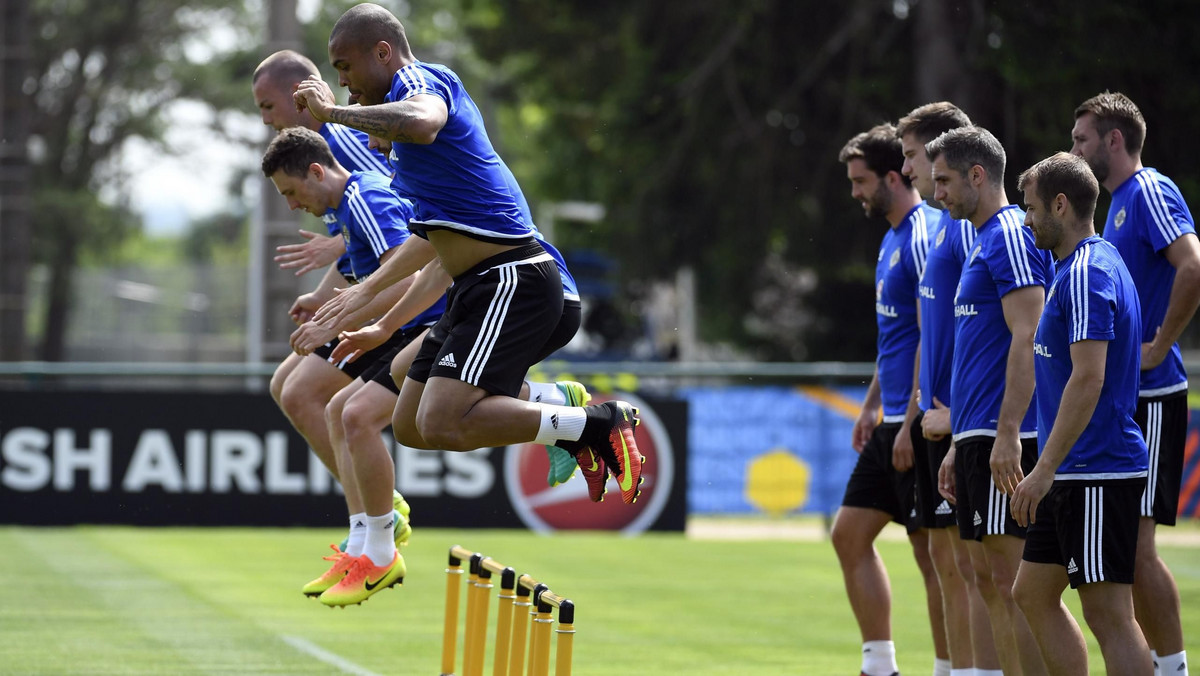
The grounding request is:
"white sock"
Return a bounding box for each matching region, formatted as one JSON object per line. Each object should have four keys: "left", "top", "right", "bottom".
{"left": 933, "top": 658, "right": 950, "bottom": 676}
{"left": 533, "top": 405, "right": 587, "bottom": 445}
{"left": 862, "top": 640, "right": 898, "bottom": 676}
{"left": 362, "top": 512, "right": 397, "bottom": 567}
{"left": 345, "top": 512, "right": 367, "bottom": 556}
{"left": 1153, "top": 651, "right": 1161, "bottom": 676}
{"left": 1159, "top": 651, "right": 1188, "bottom": 676}
{"left": 949, "top": 669, "right": 973, "bottom": 676}
{"left": 526, "top": 381, "right": 566, "bottom": 405}
{"left": 975, "top": 670, "right": 1004, "bottom": 676}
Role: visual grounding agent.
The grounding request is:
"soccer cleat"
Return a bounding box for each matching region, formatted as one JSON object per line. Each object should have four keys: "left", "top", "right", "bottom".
{"left": 392, "top": 492, "right": 412, "bottom": 548}
{"left": 545, "top": 381, "right": 592, "bottom": 487}
{"left": 573, "top": 447, "right": 609, "bottom": 502}
{"left": 586, "top": 401, "right": 645, "bottom": 504}
{"left": 318, "top": 551, "right": 406, "bottom": 607}
{"left": 302, "top": 544, "right": 355, "bottom": 597}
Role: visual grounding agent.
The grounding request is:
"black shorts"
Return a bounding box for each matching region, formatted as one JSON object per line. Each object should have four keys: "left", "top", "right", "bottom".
{"left": 955, "top": 435, "right": 1039, "bottom": 541}
{"left": 407, "top": 242, "right": 571, "bottom": 398}
{"left": 842, "top": 422, "right": 918, "bottom": 533}
{"left": 313, "top": 327, "right": 410, "bottom": 381}
{"left": 1023, "top": 478, "right": 1145, "bottom": 588}
{"left": 912, "top": 411, "right": 956, "bottom": 529}
{"left": 1135, "top": 391, "right": 1188, "bottom": 525}
{"left": 356, "top": 325, "right": 433, "bottom": 395}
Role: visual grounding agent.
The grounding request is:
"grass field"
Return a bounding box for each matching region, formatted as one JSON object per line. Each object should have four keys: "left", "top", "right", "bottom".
{"left": 1, "top": 519, "right": 1197, "bottom": 675}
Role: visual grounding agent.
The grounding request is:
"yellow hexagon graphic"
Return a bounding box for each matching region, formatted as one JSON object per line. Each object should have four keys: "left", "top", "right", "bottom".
{"left": 745, "top": 449, "right": 810, "bottom": 516}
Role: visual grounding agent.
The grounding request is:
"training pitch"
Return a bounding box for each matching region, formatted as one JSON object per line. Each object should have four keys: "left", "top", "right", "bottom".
{"left": 1, "top": 519, "right": 1197, "bottom": 674}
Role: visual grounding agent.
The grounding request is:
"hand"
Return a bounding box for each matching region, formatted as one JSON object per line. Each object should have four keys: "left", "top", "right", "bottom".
{"left": 290, "top": 320, "right": 338, "bottom": 356}
{"left": 312, "top": 284, "right": 370, "bottom": 332}
{"left": 990, "top": 429, "right": 1025, "bottom": 495}
{"left": 852, "top": 408, "right": 879, "bottom": 454}
{"left": 938, "top": 443, "right": 957, "bottom": 504}
{"left": 922, "top": 397, "right": 951, "bottom": 440}
{"left": 293, "top": 76, "right": 337, "bottom": 123}
{"left": 288, "top": 293, "right": 321, "bottom": 325}
{"left": 1010, "top": 466, "right": 1053, "bottom": 527}
{"left": 275, "top": 230, "right": 345, "bottom": 277}
{"left": 329, "top": 324, "right": 390, "bottom": 364}
{"left": 892, "top": 422, "right": 914, "bottom": 472}
{"left": 1141, "top": 327, "right": 1165, "bottom": 370}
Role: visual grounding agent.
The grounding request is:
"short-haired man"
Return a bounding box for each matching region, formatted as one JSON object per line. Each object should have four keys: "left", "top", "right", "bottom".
{"left": 897, "top": 102, "right": 1000, "bottom": 676}
{"left": 291, "top": 3, "right": 645, "bottom": 504}
{"left": 1071, "top": 91, "right": 1199, "bottom": 676}
{"left": 261, "top": 126, "right": 445, "bottom": 606}
{"left": 832, "top": 122, "right": 941, "bottom": 676}
{"left": 1011, "top": 151, "right": 1153, "bottom": 675}
{"left": 927, "top": 126, "right": 1050, "bottom": 676}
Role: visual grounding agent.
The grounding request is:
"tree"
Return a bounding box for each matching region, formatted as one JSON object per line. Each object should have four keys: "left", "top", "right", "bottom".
{"left": 26, "top": 0, "right": 256, "bottom": 360}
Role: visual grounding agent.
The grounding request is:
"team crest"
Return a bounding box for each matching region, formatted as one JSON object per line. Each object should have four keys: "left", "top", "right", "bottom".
{"left": 889, "top": 249, "right": 901, "bottom": 267}
{"left": 876, "top": 279, "right": 884, "bottom": 300}
{"left": 1114, "top": 207, "right": 1126, "bottom": 229}
{"left": 936, "top": 228, "right": 946, "bottom": 246}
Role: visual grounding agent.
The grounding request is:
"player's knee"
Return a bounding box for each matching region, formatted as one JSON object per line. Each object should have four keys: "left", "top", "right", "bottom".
{"left": 269, "top": 369, "right": 288, "bottom": 406}
{"left": 830, "top": 518, "right": 868, "bottom": 559}
{"left": 341, "top": 401, "right": 381, "bottom": 440}
{"left": 414, "top": 410, "right": 467, "bottom": 450}
{"left": 278, "top": 382, "right": 306, "bottom": 421}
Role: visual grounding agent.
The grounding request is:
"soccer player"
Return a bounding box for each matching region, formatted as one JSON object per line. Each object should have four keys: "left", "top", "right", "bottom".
{"left": 897, "top": 102, "right": 1000, "bottom": 676}
{"left": 831, "top": 123, "right": 940, "bottom": 676}
{"left": 927, "top": 126, "right": 1051, "bottom": 676}
{"left": 1070, "top": 92, "right": 1199, "bottom": 676}
{"left": 261, "top": 126, "right": 445, "bottom": 606}
{"left": 1011, "top": 151, "right": 1153, "bottom": 675}
{"left": 291, "top": 3, "right": 645, "bottom": 504}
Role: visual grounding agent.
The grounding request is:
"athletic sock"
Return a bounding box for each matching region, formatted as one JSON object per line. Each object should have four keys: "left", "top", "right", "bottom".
{"left": 362, "top": 512, "right": 397, "bottom": 567}
{"left": 974, "top": 670, "right": 1004, "bottom": 676}
{"left": 861, "top": 640, "right": 898, "bottom": 676}
{"left": 526, "top": 381, "right": 566, "bottom": 405}
{"left": 933, "top": 657, "right": 950, "bottom": 676}
{"left": 1153, "top": 651, "right": 1161, "bottom": 676}
{"left": 1159, "top": 651, "right": 1188, "bottom": 676}
{"left": 345, "top": 513, "right": 367, "bottom": 557}
{"left": 949, "top": 669, "right": 973, "bottom": 676}
{"left": 533, "top": 405, "right": 586, "bottom": 445}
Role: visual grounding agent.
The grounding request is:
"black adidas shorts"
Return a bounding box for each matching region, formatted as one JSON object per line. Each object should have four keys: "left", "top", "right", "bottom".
{"left": 1023, "top": 478, "right": 1144, "bottom": 588}
{"left": 407, "top": 242, "right": 576, "bottom": 398}
{"left": 314, "top": 326, "right": 410, "bottom": 381}
{"left": 1135, "top": 391, "right": 1188, "bottom": 526}
{"left": 842, "top": 422, "right": 919, "bottom": 533}
{"left": 955, "top": 435, "right": 1039, "bottom": 541}
{"left": 355, "top": 325, "right": 433, "bottom": 395}
{"left": 912, "top": 411, "right": 956, "bottom": 529}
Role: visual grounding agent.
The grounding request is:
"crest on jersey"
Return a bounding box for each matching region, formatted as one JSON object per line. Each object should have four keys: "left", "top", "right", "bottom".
{"left": 876, "top": 279, "right": 884, "bottom": 300}
{"left": 936, "top": 228, "right": 946, "bottom": 246}
{"left": 1114, "top": 207, "right": 1126, "bottom": 229}
{"left": 889, "top": 249, "right": 901, "bottom": 267}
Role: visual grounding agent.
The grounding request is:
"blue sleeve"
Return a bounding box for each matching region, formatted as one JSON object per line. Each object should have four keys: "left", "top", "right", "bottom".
{"left": 1134, "top": 175, "right": 1196, "bottom": 254}
{"left": 347, "top": 184, "right": 412, "bottom": 258}
{"left": 1063, "top": 259, "right": 1117, "bottom": 344}
{"left": 986, "top": 224, "right": 1049, "bottom": 297}
{"left": 392, "top": 64, "right": 453, "bottom": 115}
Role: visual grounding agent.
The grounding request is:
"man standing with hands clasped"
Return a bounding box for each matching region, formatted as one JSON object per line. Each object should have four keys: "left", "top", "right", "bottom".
{"left": 1010, "top": 151, "right": 1152, "bottom": 675}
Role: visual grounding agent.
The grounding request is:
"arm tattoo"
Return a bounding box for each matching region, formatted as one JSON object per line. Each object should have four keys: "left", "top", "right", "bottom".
{"left": 330, "top": 104, "right": 422, "bottom": 144}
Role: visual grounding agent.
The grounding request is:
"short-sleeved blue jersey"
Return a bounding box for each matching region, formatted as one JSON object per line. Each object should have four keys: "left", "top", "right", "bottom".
{"left": 875, "top": 204, "right": 935, "bottom": 420}
{"left": 318, "top": 122, "right": 392, "bottom": 279}
{"left": 1103, "top": 168, "right": 1196, "bottom": 396}
{"left": 951, "top": 205, "right": 1052, "bottom": 440}
{"left": 918, "top": 209, "right": 976, "bottom": 411}
{"left": 323, "top": 172, "right": 445, "bottom": 329}
{"left": 385, "top": 62, "right": 535, "bottom": 243}
{"left": 1034, "top": 236, "right": 1147, "bottom": 479}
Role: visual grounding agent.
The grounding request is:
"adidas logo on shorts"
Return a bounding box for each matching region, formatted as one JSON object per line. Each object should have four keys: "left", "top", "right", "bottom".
{"left": 1067, "top": 557, "right": 1078, "bottom": 574}
{"left": 973, "top": 511, "right": 982, "bottom": 526}
{"left": 935, "top": 500, "right": 953, "bottom": 516}
{"left": 438, "top": 353, "right": 458, "bottom": 368}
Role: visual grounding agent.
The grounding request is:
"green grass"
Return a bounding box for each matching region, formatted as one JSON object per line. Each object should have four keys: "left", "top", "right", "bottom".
{"left": 0, "top": 521, "right": 1197, "bottom": 675}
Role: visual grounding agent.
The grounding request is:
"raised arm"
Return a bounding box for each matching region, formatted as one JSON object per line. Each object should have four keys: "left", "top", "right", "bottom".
{"left": 293, "top": 76, "right": 447, "bottom": 145}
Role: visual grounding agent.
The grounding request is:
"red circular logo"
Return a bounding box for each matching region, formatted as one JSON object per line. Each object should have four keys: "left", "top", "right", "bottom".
{"left": 504, "top": 392, "right": 675, "bottom": 534}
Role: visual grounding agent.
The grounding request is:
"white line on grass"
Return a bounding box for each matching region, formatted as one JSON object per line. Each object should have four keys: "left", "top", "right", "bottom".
{"left": 281, "top": 635, "right": 384, "bottom": 676}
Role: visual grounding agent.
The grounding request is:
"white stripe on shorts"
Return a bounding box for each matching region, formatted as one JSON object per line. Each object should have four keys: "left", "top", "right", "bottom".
{"left": 1141, "top": 401, "right": 1162, "bottom": 517}
{"left": 462, "top": 265, "right": 518, "bottom": 386}
{"left": 1084, "top": 485, "right": 1105, "bottom": 584}
{"left": 987, "top": 476, "right": 1008, "bottom": 535}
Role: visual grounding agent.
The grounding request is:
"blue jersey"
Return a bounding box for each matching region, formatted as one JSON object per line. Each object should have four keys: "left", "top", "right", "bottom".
{"left": 951, "top": 205, "right": 1051, "bottom": 440}
{"left": 323, "top": 172, "right": 445, "bottom": 329}
{"left": 917, "top": 209, "right": 976, "bottom": 411}
{"left": 319, "top": 122, "right": 392, "bottom": 279}
{"left": 1103, "top": 168, "right": 1196, "bottom": 396}
{"left": 875, "top": 204, "right": 934, "bottom": 420}
{"left": 386, "top": 61, "right": 535, "bottom": 243}
{"left": 1034, "top": 236, "right": 1147, "bottom": 479}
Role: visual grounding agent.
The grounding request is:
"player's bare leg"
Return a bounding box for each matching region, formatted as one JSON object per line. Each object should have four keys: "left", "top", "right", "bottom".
{"left": 1132, "top": 518, "right": 1185, "bottom": 662}
{"left": 278, "top": 354, "right": 352, "bottom": 478}
{"left": 929, "top": 527, "right": 973, "bottom": 670}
